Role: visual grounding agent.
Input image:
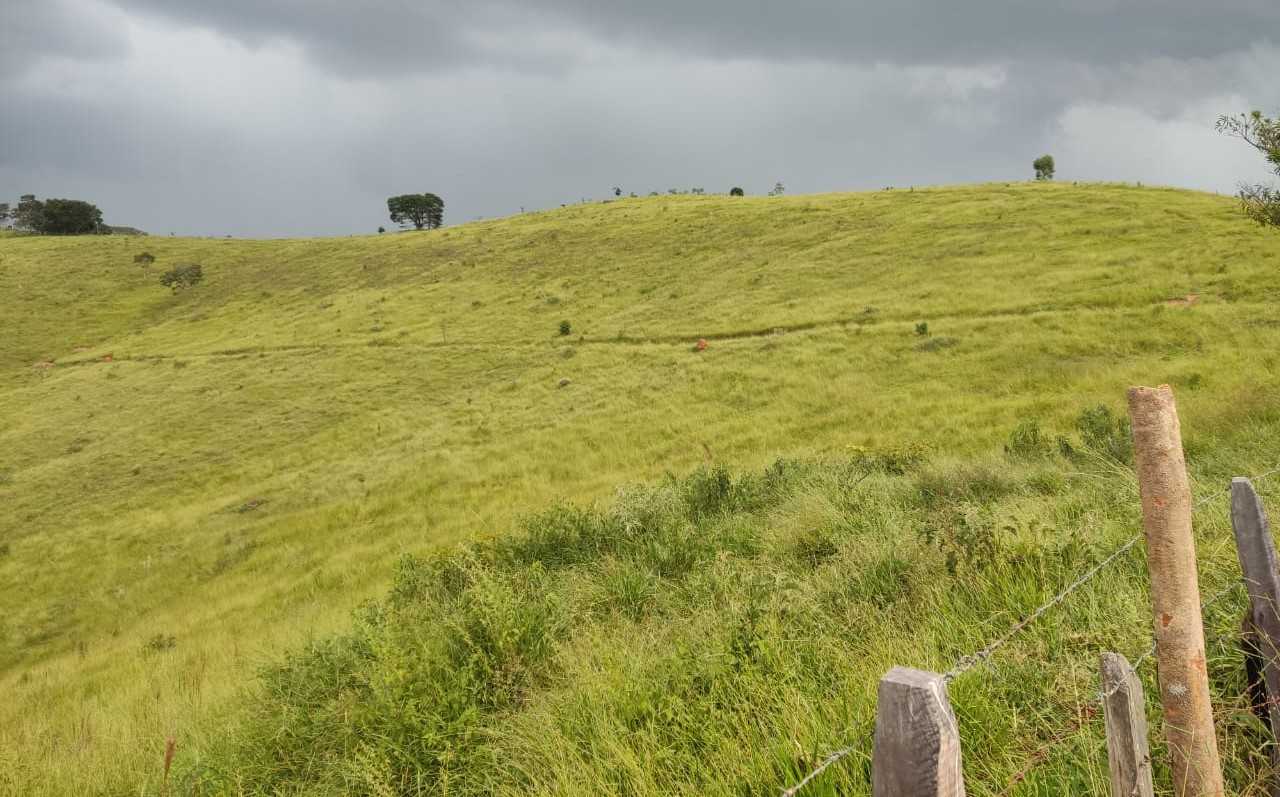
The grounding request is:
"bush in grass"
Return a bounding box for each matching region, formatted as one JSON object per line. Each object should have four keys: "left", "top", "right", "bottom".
{"left": 143, "top": 633, "right": 176, "bottom": 653}
{"left": 159, "top": 263, "right": 203, "bottom": 292}
{"left": 1075, "top": 404, "right": 1133, "bottom": 464}
{"left": 919, "top": 503, "right": 1004, "bottom": 576}
{"left": 558, "top": 320, "right": 572, "bottom": 336}
{"left": 916, "top": 336, "right": 959, "bottom": 352}
{"left": 1005, "top": 419, "right": 1049, "bottom": 459}
{"left": 847, "top": 442, "right": 929, "bottom": 475}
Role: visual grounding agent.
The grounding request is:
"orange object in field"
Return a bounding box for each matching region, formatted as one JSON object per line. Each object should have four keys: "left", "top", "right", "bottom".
{"left": 695, "top": 339, "right": 708, "bottom": 351}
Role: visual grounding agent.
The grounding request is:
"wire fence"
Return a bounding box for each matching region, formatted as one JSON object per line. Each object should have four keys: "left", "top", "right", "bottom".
{"left": 779, "top": 465, "right": 1280, "bottom": 796}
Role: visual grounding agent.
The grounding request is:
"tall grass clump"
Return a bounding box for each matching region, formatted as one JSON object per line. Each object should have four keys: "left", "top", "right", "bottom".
{"left": 189, "top": 450, "right": 1269, "bottom": 794}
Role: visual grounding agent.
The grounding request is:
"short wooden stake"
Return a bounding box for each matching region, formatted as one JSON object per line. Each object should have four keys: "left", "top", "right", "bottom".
{"left": 1127, "top": 385, "right": 1224, "bottom": 797}
{"left": 1100, "top": 652, "right": 1155, "bottom": 797}
{"left": 872, "top": 667, "right": 965, "bottom": 797}
{"left": 1231, "top": 477, "right": 1280, "bottom": 794}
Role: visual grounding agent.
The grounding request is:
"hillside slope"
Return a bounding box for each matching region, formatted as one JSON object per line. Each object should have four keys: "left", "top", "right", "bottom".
{"left": 2, "top": 183, "right": 1280, "bottom": 794}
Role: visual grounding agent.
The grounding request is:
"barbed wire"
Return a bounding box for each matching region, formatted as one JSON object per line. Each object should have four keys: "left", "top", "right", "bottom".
{"left": 995, "top": 577, "right": 1246, "bottom": 794}
{"left": 943, "top": 534, "right": 1142, "bottom": 682}
{"left": 949, "top": 464, "right": 1279, "bottom": 684}
{"left": 778, "top": 462, "right": 1280, "bottom": 796}
{"left": 779, "top": 729, "right": 874, "bottom": 797}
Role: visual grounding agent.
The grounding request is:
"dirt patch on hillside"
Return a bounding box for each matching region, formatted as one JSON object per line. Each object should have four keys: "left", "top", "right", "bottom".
{"left": 1164, "top": 293, "right": 1199, "bottom": 307}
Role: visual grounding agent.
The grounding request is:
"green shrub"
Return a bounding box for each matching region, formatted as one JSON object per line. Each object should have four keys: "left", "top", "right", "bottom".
{"left": 792, "top": 526, "right": 839, "bottom": 568}
{"left": 159, "top": 263, "right": 203, "bottom": 292}
{"left": 596, "top": 559, "right": 659, "bottom": 620}
{"left": 1055, "top": 435, "right": 1076, "bottom": 459}
{"left": 915, "top": 321, "right": 929, "bottom": 337}
{"left": 143, "top": 633, "right": 176, "bottom": 653}
{"left": 847, "top": 442, "right": 929, "bottom": 475}
{"left": 1005, "top": 419, "right": 1049, "bottom": 459}
{"left": 919, "top": 504, "right": 1004, "bottom": 576}
{"left": 1074, "top": 404, "right": 1133, "bottom": 463}
{"left": 916, "top": 336, "right": 959, "bottom": 352}
{"left": 916, "top": 462, "right": 1017, "bottom": 509}
{"left": 558, "top": 320, "right": 572, "bottom": 336}
{"left": 681, "top": 465, "right": 736, "bottom": 519}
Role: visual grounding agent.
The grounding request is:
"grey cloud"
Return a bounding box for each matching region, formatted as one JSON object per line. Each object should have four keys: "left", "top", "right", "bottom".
{"left": 1, "top": 0, "right": 130, "bottom": 75}
{"left": 3, "top": 1, "right": 1277, "bottom": 238}
{"left": 110, "top": 0, "right": 1280, "bottom": 76}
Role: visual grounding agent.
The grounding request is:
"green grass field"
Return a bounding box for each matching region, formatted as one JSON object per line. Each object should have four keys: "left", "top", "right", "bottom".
{"left": 3, "top": 182, "right": 1280, "bottom": 794}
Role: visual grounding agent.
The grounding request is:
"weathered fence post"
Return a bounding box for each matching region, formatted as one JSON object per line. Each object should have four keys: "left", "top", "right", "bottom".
{"left": 872, "top": 667, "right": 965, "bottom": 797}
{"left": 1243, "top": 614, "right": 1270, "bottom": 724}
{"left": 1127, "top": 385, "right": 1225, "bottom": 797}
{"left": 1100, "top": 652, "right": 1155, "bottom": 797}
{"left": 1230, "top": 477, "right": 1280, "bottom": 794}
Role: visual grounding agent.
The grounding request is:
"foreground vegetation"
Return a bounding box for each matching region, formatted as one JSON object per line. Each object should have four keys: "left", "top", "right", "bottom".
{"left": 2, "top": 182, "right": 1279, "bottom": 794}
{"left": 196, "top": 452, "right": 1280, "bottom": 795}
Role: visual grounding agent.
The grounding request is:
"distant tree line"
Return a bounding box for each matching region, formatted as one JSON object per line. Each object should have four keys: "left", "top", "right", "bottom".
{"left": 1, "top": 194, "right": 108, "bottom": 235}
{"left": 611, "top": 185, "right": 758, "bottom": 198}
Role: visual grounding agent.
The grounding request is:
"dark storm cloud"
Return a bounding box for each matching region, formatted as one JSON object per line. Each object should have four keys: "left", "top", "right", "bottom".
{"left": 112, "top": 0, "right": 1280, "bottom": 75}
{"left": 2, "top": 0, "right": 1277, "bottom": 237}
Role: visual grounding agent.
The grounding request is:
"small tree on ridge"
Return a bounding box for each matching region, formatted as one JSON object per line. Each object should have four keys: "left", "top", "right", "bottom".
{"left": 1033, "top": 155, "right": 1055, "bottom": 181}
{"left": 387, "top": 193, "right": 445, "bottom": 230}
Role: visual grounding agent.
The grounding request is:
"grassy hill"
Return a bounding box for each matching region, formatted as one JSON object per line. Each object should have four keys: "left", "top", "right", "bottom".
{"left": 2, "top": 183, "right": 1280, "bottom": 794}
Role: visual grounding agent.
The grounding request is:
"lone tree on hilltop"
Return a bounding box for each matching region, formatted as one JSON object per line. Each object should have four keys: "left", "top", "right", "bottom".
{"left": 387, "top": 193, "right": 444, "bottom": 230}
{"left": 729, "top": 187, "right": 745, "bottom": 196}
{"left": 1033, "top": 155, "right": 1055, "bottom": 181}
{"left": 1217, "top": 110, "right": 1280, "bottom": 229}
{"left": 11, "top": 195, "right": 106, "bottom": 234}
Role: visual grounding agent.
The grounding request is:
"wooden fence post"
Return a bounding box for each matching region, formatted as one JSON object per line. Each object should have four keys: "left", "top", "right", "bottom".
{"left": 1100, "top": 652, "right": 1155, "bottom": 797}
{"left": 1243, "top": 614, "right": 1270, "bottom": 724}
{"left": 1230, "top": 477, "right": 1280, "bottom": 793}
{"left": 1127, "top": 385, "right": 1225, "bottom": 797}
{"left": 872, "top": 667, "right": 965, "bottom": 797}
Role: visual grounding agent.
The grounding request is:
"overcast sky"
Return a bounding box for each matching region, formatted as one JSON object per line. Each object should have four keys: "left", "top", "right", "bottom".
{"left": 1, "top": 1, "right": 1277, "bottom": 237}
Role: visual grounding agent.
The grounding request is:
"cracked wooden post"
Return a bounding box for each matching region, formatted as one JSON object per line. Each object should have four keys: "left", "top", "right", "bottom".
{"left": 1127, "top": 385, "right": 1224, "bottom": 797}
{"left": 872, "top": 667, "right": 965, "bottom": 797}
{"left": 1230, "top": 477, "right": 1280, "bottom": 794}
{"left": 1100, "top": 652, "right": 1155, "bottom": 797}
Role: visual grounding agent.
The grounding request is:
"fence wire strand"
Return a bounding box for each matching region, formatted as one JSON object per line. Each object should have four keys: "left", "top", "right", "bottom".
{"left": 779, "top": 730, "right": 874, "bottom": 797}
{"left": 779, "top": 464, "right": 1279, "bottom": 796}
{"left": 995, "top": 577, "right": 1245, "bottom": 794}
{"left": 943, "top": 535, "right": 1142, "bottom": 682}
